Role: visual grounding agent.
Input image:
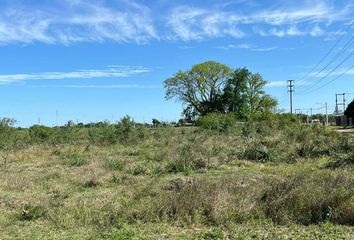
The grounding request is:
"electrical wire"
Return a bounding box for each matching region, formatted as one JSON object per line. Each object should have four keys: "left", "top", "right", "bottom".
{"left": 296, "top": 22, "right": 354, "bottom": 92}
{"left": 298, "top": 51, "right": 354, "bottom": 94}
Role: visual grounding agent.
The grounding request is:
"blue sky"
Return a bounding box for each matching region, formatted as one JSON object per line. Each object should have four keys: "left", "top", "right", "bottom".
{"left": 0, "top": 0, "right": 353, "bottom": 126}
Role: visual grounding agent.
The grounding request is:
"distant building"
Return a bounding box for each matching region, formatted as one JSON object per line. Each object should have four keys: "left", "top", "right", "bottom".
{"left": 335, "top": 113, "right": 352, "bottom": 127}
{"left": 311, "top": 119, "right": 321, "bottom": 124}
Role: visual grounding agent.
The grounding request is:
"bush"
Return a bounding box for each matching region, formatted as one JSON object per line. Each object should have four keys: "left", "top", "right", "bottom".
{"left": 0, "top": 118, "right": 25, "bottom": 167}
{"left": 50, "top": 121, "right": 80, "bottom": 145}
{"left": 19, "top": 204, "right": 46, "bottom": 221}
{"left": 104, "top": 156, "right": 124, "bottom": 171}
{"left": 325, "top": 152, "right": 354, "bottom": 169}
{"left": 238, "top": 140, "right": 277, "bottom": 162}
{"left": 165, "top": 143, "right": 211, "bottom": 174}
{"left": 29, "top": 125, "right": 54, "bottom": 143}
{"left": 87, "top": 121, "right": 116, "bottom": 145}
{"left": 62, "top": 152, "right": 88, "bottom": 166}
{"left": 260, "top": 171, "right": 354, "bottom": 225}
{"left": 128, "top": 162, "right": 148, "bottom": 175}
{"left": 196, "top": 113, "right": 236, "bottom": 132}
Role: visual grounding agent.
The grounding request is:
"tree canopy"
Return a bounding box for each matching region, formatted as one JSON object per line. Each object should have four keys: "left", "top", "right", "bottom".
{"left": 345, "top": 100, "right": 354, "bottom": 119}
{"left": 164, "top": 61, "right": 277, "bottom": 120}
{"left": 164, "top": 61, "right": 232, "bottom": 116}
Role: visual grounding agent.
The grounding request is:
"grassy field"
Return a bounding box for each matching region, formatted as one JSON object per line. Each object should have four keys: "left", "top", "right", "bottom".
{"left": 0, "top": 120, "right": 353, "bottom": 239}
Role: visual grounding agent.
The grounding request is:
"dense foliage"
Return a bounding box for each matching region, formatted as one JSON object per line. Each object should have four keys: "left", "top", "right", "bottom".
{"left": 164, "top": 61, "right": 277, "bottom": 121}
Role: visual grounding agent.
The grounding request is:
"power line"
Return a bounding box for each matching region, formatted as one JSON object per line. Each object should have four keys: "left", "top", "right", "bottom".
{"left": 297, "top": 21, "right": 354, "bottom": 86}
{"left": 299, "top": 51, "right": 354, "bottom": 94}
{"left": 303, "top": 61, "right": 354, "bottom": 93}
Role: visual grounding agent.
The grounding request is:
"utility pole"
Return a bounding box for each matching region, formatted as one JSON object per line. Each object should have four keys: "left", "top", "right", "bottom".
{"left": 325, "top": 102, "right": 328, "bottom": 126}
{"left": 287, "top": 80, "right": 295, "bottom": 114}
{"left": 335, "top": 93, "right": 346, "bottom": 114}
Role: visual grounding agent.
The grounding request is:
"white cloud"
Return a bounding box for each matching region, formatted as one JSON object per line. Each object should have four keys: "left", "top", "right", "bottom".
{"left": 249, "top": 1, "right": 349, "bottom": 25}
{"left": 166, "top": 6, "right": 244, "bottom": 41}
{"left": 217, "top": 43, "right": 276, "bottom": 51}
{"left": 0, "top": 66, "right": 152, "bottom": 84}
{"left": 307, "top": 67, "right": 354, "bottom": 78}
{"left": 266, "top": 79, "right": 312, "bottom": 87}
{"left": 40, "top": 84, "right": 161, "bottom": 89}
{"left": 0, "top": 0, "right": 157, "bottom": 45}
{"left": 256, "top": 24, "right": 326, "bottom": 38}
{"left": 251, "top": 47, "right": 277, "bottom": 52}
{"left": 166, "top": 1, "right": 353, "bottom": 41}
{"left": 178, "top": 46, "right": 194, "bottom": 49}
{"left": 266, "top": 81, "right": 287, "bottom": 87}
{"left": 0, "top": 0, "right": 352, "bottom": 44}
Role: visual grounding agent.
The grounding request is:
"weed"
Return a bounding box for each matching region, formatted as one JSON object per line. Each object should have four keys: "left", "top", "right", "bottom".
{"left": 63, "top": 152, "right": 88, "bottom": 166}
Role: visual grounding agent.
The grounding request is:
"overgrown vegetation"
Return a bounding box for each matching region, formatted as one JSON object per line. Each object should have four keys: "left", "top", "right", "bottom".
{"left": 0, "top": 115, "right": 353, "bottom": 239}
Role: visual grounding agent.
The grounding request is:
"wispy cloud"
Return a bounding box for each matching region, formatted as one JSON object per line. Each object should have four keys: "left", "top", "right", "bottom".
{"left": 266, "top": 80, "right": 312, "bottom": 87}
{"left": 166, "top": 1, "right": 352, "bottom": 41}
{"left": 0, "top": 0, "right": 157, "bottom": 45}
{"left": 307, "top": 67, "right": 354, "bottom": 78}
{"left": 0, "top": 0, "right": 352, "bottom": 44}
{"left": 39, "top": 84, "right": 161, "bottom": 89}
{"left": 178, "top": 46, "right": 194, "bottom": 50}
{"left": 165, "top": 6, "right": 245, "bottom": 41}
{"left": 0, "top": 66, "right": 152, "bottom": 84}
{"left": 266, "top": 81, "right": 287, "bottom": 87}
{"left": 217, "top": 43, "right": 277, "bottom": 51}
{"left": 256, "top": 25, "right": 325, "bottom": 37}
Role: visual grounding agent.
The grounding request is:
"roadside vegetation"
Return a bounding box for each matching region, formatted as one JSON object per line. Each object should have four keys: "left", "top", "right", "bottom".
{"left": 0, "top": 114, "right": 353, "bottom": 239}
{"left": 1, "top": 61, "right": 353, "bottom": 239}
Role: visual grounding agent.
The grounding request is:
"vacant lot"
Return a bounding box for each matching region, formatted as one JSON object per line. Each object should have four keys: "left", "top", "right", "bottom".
{"left": 0, "top": 120, "right": 353, "bottom": 239}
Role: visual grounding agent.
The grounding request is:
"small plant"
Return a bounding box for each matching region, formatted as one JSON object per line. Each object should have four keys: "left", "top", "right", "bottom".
{"left": 199, "top": 229, "right": 224, "bottom": 240}
{"left": 19, "top": 204, "right": 46, "bottom": 221}
{"left": 128, "top": 162, "right": 148, "bottom": 175}
{"left": 63, "top": 152, "right": 87, "bottom": 166}
{"left": 166, "top": 144, "right": 194, "bottom": 174}
{"left": 296, "top": 143, "right": 320, "bottom": 158}
{"left": 325, "top": 152, "right": 354, "bottom": 169}
{"left": 104, "top": 156, "right": 124, "bottom": 171}
{"left": 239, "top": 142, "right": 275, "bottom": 162}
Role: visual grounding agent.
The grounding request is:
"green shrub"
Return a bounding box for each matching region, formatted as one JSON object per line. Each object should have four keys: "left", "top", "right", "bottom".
{"left": 63, "top": 152, "right": 88, "bottom": 166}
{"left": 166, "top": 147, "right": 191, "bottom": 174}
{"left": 128, "top": 162, "right": 148, "bottom": 175}
{"left": 325, "top": 152, "right": 354, "bottom": 169}
{"left": 196, "top": 113, "right": 235, "bottom": 132}
{"left": 88, "top": 122, "right": 116, "bottom": 145}
{"left": 239, "top": 141, "right": 277, "bottom": 162}
{"left": 104, "top": 156, "right": 124, "bottom": 171}
{"left": 0, "top": 118, "right": 24, "bottom": 167}
{"left": 29, "top": 125, "right": 54, "bottom": 143}
{"left": 260, "top": 171, "right": 354, "bottom": 225}
{"left": 19, "top": 204, "right": 46, "bottom": 221}
{"left": 199, "top": 229, "right": 224, "bottom": 239}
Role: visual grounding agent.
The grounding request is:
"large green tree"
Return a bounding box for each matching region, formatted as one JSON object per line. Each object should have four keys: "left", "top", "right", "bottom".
{"left": 243, "top": 73, "right": 277, "bottom": 116}
{"left": 164, "top": 61, "right": 232, "bottom": 116}
{"left": 223, "top": 68, "right": 277, "bottom": 118}
{"left": 164, "top": 61, "right": 277, "bottom": 119}
{"left": 222, "top": 67, "right": 249, "bottom": 116}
